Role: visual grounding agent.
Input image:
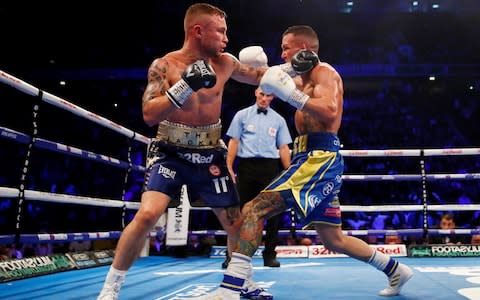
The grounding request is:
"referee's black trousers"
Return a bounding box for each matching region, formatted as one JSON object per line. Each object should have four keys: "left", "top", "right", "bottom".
{"left": 236, "top": 157, "right": 283, "bottom": 255}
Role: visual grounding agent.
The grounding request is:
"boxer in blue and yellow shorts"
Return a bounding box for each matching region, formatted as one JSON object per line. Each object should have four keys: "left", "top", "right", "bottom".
{"left": 263, "top": 132, "right": 343, "bottom": 228}
{"left": 202, "top": 27, "right": 413, "bottom": 299}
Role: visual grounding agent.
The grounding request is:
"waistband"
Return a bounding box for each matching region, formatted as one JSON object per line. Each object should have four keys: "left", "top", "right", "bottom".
{"left": 293, "top": 132, "right": 341, "bottom": 154}
{"left": 238, "top": 157, "right": 279, "bottom": 162}
{"left": 156, "top": 119, "right": 222, "bottom": 149}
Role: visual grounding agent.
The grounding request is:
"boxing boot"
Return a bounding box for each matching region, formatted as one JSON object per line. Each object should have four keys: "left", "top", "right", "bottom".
{"left": 262, "top": 251, "right": 280, "bottom": 267}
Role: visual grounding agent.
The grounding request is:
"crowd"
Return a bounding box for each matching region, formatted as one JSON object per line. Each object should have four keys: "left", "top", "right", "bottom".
{"left": 0, "top": 3, "right": 479, "bottom": 259}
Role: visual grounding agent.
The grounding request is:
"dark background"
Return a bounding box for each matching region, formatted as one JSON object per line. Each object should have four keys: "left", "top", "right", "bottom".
{"left": 0, "top": 0, "right": 479, "bottom": 237}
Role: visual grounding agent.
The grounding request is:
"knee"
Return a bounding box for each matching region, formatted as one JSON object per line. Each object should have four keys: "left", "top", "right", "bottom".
{"left": 135, "top": 209, "right": 159, "bottom": 229}
{"left": 242, "top": 201, "right": 262, "bottom": 222}
{"left": 223, "top": 218, "right": 241, "bottom": 235}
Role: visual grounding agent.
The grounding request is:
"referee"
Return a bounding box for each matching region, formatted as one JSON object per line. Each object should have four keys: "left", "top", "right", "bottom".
{"left": 225, "top": 87, "right": 292, "bottom": 267}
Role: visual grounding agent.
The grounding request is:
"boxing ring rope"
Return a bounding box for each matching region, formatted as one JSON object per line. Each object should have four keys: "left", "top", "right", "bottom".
{"left": 0, "top": 126, "right": 146, "bottom": 172}
{"left": 0, "top": 71, "right": 149, "bottom": 144}
{"left": 0, "top": 69, "right": 150, "bottom": 244}
{"left": 339, "top": 148, "right": 480, "bottom": 157}
{"left": 1, "top": 69, "right": 479, "bottom": 247}
{"left": 188, "top": 228, "right": 480, "bottom": 238}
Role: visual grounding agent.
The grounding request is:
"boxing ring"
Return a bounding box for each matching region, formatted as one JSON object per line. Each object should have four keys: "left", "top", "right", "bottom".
{"left": 1, "top": 70, "right": 480, "bottom": 300}
{"left": 3, "top": 256, "right": 480, "bottom": 300}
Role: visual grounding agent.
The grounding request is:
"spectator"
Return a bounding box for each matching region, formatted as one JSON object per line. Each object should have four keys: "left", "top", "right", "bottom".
{"left": 385, "top": 234, "right": 402, "bottom": 245}
{"left": 471, "top": 234, "right": 480, "bottom": 245}
{"left": 300, "top": 237, "right": 313, "bottom": 246}
{"left": 69, "top": 240, "right": 92, "bottom": 252}
{"left": 429, "top": 213, "right": 468, "bottom": 244}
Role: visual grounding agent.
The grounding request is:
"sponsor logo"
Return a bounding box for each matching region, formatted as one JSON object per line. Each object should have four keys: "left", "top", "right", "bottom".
{"left": 307, "top": 195, "right": 321, "bottom": 208}
{"left": 310, "top": 246, "right": 342, "bottom": 257}
{"left": 177, "top": 153, "right": 214, "bottom": 164}
{"left": 0, "top": 130, "right": 17, "bottom": 139}
{"left": 0, "top": 255, "right": 73, "bottom": 281}
{"left": 209, "top": 164, "right": 221, "bottom": 176}
{"left": 210, "top": 247, "right": 228, "bottom": 256}
{"left": 384, "top": 150, "right": 403, "bottom": 156}
{"left": 93, "top": 251, "right": 109, "bottom": 259}
{"left": 324, "top": 207, "right": 340, "bottom": 218}
{"left": 409, "top": 246, "right": 432, "bottom": 257}
{"left": 157, "top": 282, "right": 275, "bottom": 299}
{"left": 375, "top": 246, "right": 402, "bottom": 255}
{"left": 322, "top": 182, "right": 334, "bottom": 196}
{"left": 161, "top": 284, "right": 217, "bottom": 299}
{"left": 310, "top": 244, "right": 407, "bottom": 258}
{"left": 186, "top": 64, "right": 200, "bottom": 78}
{"left": 409, "top": 244, "right": 480, "bottom": 257}
{"left": 431, "top": 245, "right": 480, "bottom": 257}
{"left": 174, "top": 206, "right": 184, "bottom": 233}
{"left": 210, "top": 246, "right": 263, "bottom": 257}
{"left": 72, "top": 253, "right": 89, "bottom": 260}
{"left": 158, "top": 165, "right": 176, "bottom": 179}
{"left": 276, "top": 248, "right": 305, "bottom": 255}
{"left": 197, "top": 61, "right": 211, "bottom": 76}
{"left": 348, "top": 150, "right": 369, "bottom": 156}
{"left": 268, "top": 127, "right": 277, "bottom": 137}
{"left": 442, "top": 149, "right": 462, "bottom": 155}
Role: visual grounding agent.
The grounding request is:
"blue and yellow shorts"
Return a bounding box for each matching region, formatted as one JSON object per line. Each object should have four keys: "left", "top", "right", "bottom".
{"left": 263, "top": 132, "right": 344, "bottom": 228}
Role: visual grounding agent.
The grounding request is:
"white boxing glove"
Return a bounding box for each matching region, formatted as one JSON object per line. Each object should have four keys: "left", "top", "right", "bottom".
{"left": 239, "top": 46, "right": 297, "bottom": 77}
{"left": 239, "top": 46, "right": 268, "bottom": 67}
{"left": 260, "top": 66, "right": 309, "bottom": 110}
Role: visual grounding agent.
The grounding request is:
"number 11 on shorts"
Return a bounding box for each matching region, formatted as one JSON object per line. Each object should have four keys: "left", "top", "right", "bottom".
{"left": 213, "top": 176, "right": 229, "bottom": 193}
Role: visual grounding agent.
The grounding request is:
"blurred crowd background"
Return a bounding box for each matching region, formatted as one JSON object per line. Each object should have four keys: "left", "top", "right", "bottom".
{"left": 0, "top": 0, "right": 479, "bottom": 258}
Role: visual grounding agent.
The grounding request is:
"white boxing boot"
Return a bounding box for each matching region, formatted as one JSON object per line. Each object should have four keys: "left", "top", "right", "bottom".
{"left": 379, "top": 263, "right": 413, "bottom": 296}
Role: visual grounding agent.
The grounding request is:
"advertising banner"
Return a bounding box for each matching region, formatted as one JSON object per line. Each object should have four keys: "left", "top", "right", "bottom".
{"left": 0, "top": 254, "right": 75, "bottom": 282}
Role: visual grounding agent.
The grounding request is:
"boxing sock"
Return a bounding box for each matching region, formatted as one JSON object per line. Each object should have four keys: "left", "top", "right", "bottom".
{"left": 368, "top": 250, "right": 399, "bottom": 277}
{"left": 219, "top": 252, "right": 251, "bottom": 295}
{"left": 104, "top": 266, "right": 127, "bottom": 286}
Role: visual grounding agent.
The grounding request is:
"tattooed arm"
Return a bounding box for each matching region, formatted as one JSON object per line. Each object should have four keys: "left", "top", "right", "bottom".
{"left": 142, "top": 58, "right": 178, "bottom": 127}
{"left": 228, "top": 55, "right": 266, "bottom": 86}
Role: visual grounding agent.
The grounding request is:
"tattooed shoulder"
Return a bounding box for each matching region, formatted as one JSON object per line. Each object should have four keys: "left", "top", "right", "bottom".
{"left": 148, "top": 58, "right": 169, "bottom": 82}
{"left": 142, "top": 59, "right": 169, "bottom": 104}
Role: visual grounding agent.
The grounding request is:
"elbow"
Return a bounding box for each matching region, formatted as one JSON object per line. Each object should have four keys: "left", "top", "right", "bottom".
{"left": 143, "top": 112, "right": 157, "bottom": 127}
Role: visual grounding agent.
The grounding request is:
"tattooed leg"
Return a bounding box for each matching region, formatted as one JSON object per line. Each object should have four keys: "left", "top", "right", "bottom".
{"left": 213, "top": 206, "right": 243, "bottom": 256}
{"left": 237, "top": 192, "right": 286, "bottom": 257}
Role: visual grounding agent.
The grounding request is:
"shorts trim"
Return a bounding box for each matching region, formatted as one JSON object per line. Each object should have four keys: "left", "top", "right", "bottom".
{"left": 302, "top": 220, "right": 342, "bottom": 230}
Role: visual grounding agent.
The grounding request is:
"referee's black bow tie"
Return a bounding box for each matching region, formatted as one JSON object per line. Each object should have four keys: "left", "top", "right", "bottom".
{"left": 257, "top": 108, "right": 267, "bottom": 115}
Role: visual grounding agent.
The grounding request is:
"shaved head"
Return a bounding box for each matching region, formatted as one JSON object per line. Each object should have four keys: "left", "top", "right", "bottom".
{"left": 282, "top": 25, "right": 319, "bottom": 52}
{"left": 184, "top": 3, "right": 227, "bottom": 32}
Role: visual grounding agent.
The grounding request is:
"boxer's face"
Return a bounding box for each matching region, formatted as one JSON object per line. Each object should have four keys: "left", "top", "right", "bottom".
{"left": 200, "top": 15, "right": 228, "bottom": 57}
{"left": 281, "top": 33, "right": 305, "bottom": 62}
